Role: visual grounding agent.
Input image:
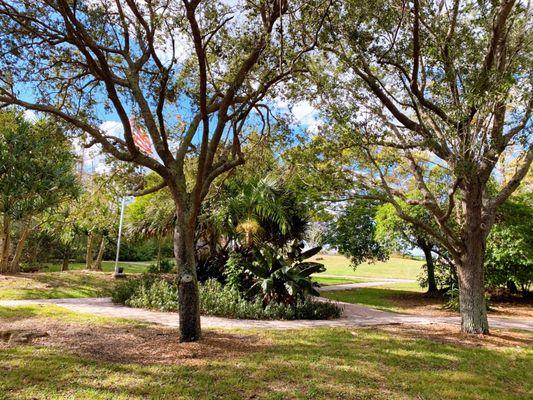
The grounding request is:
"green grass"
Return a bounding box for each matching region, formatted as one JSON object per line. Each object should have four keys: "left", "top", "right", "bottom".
{"left": 312, "top": 276, "right": 365, "bottom": 286}
{"left": 311, "top": 254, "right": 424, "bottom": 279}
{"left": 322, "top": 282, "right": 425, "bottom": 313}
{"left": 0, "top": 325, "right": 530, "bottom": 399}
{"left": 39, "top": 260, "right": 151, "bottom": 274}
{"left": 0, "top": 304, "right": 143, "bottom": 326}
{"left": 0, "top": 271, "right": 117, "bottom": 300}
{"left": 0, "top": 260, "right": 155, "bottom": 300}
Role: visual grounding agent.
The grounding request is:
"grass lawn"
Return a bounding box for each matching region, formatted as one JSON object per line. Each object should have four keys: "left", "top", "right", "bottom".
{"left": 0, "top": 260, "right": 155, "bottom": 300}
{"left": 311, "top": 254, "right": 424, "bottom": 280}
{"left": 40, "top": 260, "right": 151, "bottom": 274}
{"left": 312, "top": 276, "right": 365, "bottom": 286}
{"left": 0, "top": 271, "right": 117, "bottom": 300}
{"left": 322, "top": 283, "right": 427, "bottom": 313}
{"left": 0, "top": 305, "right": 531, "bottom": 400}
{"left": 0, "top": 304, "right": 143, "bottom": 326}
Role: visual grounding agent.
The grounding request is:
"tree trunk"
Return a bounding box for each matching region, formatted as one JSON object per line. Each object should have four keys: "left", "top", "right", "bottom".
{"left": 92, "top": 236, "right": 105, "bottom": 271}
{"left": 174, "top": 215, "right": 201, "bottom": 342}
{"left": 10, "top": 222, "right": 31, "bottom": 273}
{"left": 421, "top": 244, "right": 438, "bottom": 296}
{"left": 458, "top": 184, "right": 489, "bottom": 334}
{"left": 156, "top": 234, "right": 162, "bottom": 271}
{"left": 0, "top": 216, "right": 11, "bottom": 274}
{"left": 85, "top": 232, "right": 94, "bottom": 270}
{"left": 62, "top": 253, "right": 70, "bottom": 271}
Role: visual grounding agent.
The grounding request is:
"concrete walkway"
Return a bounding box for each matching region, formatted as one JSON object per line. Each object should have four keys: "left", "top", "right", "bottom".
{"left": 1, "top": 297, "right": 531, "bottom": 331}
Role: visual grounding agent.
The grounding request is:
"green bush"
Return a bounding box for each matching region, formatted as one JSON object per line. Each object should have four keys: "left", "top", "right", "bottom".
{"left": 127, "top": 278, "right": 179, "bottom": 311}
{"left": 111, "top": 277, "right": 146, "bottom": 304}
{"left": 444, "top": 286, "right": 491, "bottom": 312}
{"left": 147, "top": 259, "right": 175, "bottom": 273}
{"left": 485, "top": 195, "right": 532, "bottom": 294}
{"left": 111, "top": 276, "right": 342, "bottom": 320}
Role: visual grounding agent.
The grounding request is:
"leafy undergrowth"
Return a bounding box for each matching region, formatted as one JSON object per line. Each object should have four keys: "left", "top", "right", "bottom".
{"left": 0, "top": 271, "right": 118, "bottom": 300}
{"left": 112, "top": 277, "right": 342, "bottom": 320}
{"left": 0, "top": 311, "right": 531, "bottom": 400}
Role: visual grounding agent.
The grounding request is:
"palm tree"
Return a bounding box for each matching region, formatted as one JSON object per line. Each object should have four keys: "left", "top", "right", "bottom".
{"left": 207, "top": 174, "right": 309, "bottom": 251}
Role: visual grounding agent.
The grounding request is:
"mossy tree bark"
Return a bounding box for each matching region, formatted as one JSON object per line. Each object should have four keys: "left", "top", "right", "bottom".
{"left": 457, "top": 184, "right": 489, "bottom": 334}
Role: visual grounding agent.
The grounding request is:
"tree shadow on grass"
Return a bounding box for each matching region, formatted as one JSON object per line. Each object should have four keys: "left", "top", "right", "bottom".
{"left": 0, "top": 327, "right": 530, "bottom": 399}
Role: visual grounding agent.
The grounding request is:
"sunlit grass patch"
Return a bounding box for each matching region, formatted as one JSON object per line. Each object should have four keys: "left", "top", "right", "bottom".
{"left": 322, "top": 283, "right": 426, "bottom": 313}
{"left": 312, "top": 276, "right": 366, "bottom": 286}
{"left": 0, "top": 304, "right": 143, "bottom": 326}
{"left": 3, "top": 327, "right": 529, "bottom": 399}
{"left": 0, "top": 271, "right": 119, "bottom": 300}
{"left": 311, "top": 254, "right": 424, "bottom": 279}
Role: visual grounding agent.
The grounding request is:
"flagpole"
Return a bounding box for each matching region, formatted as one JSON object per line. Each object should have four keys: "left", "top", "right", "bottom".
{"left": 114, "top": 196, "right": 126, "bottom": 277}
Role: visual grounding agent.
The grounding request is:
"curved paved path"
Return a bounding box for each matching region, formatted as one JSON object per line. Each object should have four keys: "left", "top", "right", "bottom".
{"left": 1, "top": 297, "right": 531, "bottom": 331}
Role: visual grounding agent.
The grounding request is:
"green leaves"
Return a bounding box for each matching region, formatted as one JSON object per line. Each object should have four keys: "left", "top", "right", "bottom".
{"left": 485, "top": 194, "right": 533, "bottom": 293}
{"left": 325, "top": 200, "right": 389, "bottom": 267}
{"left": 245, "top": 241, "right": 325, "bottom": 306}
{"left": 0, "top": 110, "right": 79, "bottom": 221}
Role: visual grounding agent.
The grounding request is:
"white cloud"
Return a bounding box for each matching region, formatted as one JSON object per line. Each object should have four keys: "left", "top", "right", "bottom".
{"left": 274, "top": 98, "right": 322, "bottom": 133}
{"left": 23, "top": 109, "right": 38, "bottom": 122}
{"left": 155, "top": 33, "right": 191, "bottom": 65}
{"left": 100, "top": 120, "right": 123, "bottom": 137}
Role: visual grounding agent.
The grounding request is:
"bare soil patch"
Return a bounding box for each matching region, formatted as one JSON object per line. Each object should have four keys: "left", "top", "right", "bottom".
{"left": 377, "top": 323, "right": 533, "bottom": 349}
{"left": 388, "top": 292, "right": 533, "bottom": 320}
{"left": 0, "top": 317, "right": 270, "bottom": 365}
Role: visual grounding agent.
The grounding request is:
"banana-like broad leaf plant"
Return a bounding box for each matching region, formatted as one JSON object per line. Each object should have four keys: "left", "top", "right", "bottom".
{"left": 247, "top": 241, "right": 326, "bottom": 306}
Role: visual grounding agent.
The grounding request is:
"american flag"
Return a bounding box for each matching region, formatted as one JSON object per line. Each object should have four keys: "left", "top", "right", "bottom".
{"left": 130, "top": 117, "right": 153, "bottom": 155}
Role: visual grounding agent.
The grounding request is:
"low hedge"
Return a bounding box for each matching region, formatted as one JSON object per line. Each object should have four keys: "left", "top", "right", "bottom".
{"left": 112, "top": 275, "right": 342, "bottom": 320}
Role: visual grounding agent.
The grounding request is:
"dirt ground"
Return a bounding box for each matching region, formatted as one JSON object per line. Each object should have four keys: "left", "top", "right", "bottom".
{"left": 388, "top": 291, "right": 533, "bottom": 320}
{"left": 0, "top": 317, "right": 271, "bottom": 365}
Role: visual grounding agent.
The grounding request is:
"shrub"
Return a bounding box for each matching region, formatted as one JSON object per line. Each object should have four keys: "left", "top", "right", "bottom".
{"left": 111, "top": 276, "right": 342, "bottom": 320}
{"left": 417, "top": 256, "right": 456, "bottom": 291}
{"left": 147, "top": 259, "right": 175, "bottom": 273}
{"left": 111, "top": 277, "right": 147, "bottom": 304}
{"left": 485, "top": 196, "right": 532, "bottom": 295}
{"left": 223, "top": 251, "right": 251, "bottom": 291}
{"left": 127, "top": 277, "right": 179, "bottom": 311}
{"left": 246, "top": 242, "right": 326, "bottom": 306}
{"left": 444, "top": 286, "right": 491, "bottom": 312}
{"left": 443, "top": 286, "right": 460, "bottom": 311}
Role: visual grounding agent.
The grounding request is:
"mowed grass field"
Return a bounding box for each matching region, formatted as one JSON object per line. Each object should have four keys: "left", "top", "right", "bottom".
{"left": 41, "top": 260, "right": 151, "bottom": 274}
{"left": 311, "top": 254, "right": 424, "bottom": 280}
{"left": 322, "top": 283, "right": 426, "bottom": 313}
{"left": 0, "top": 305, "right": 531, "bottom": 400}
{"left": 0, "top": 255, "right": 424, "bottom": 301}
{"left": 0, "top": 261, "right": 152, "bottom": 299}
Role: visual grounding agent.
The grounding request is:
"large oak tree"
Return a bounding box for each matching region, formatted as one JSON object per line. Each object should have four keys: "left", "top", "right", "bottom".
{"left": 295, "top": 0, "right": 532, "bottom": 333}
{"left": 0, "top": 0, "right": 331, "bottom": 341}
